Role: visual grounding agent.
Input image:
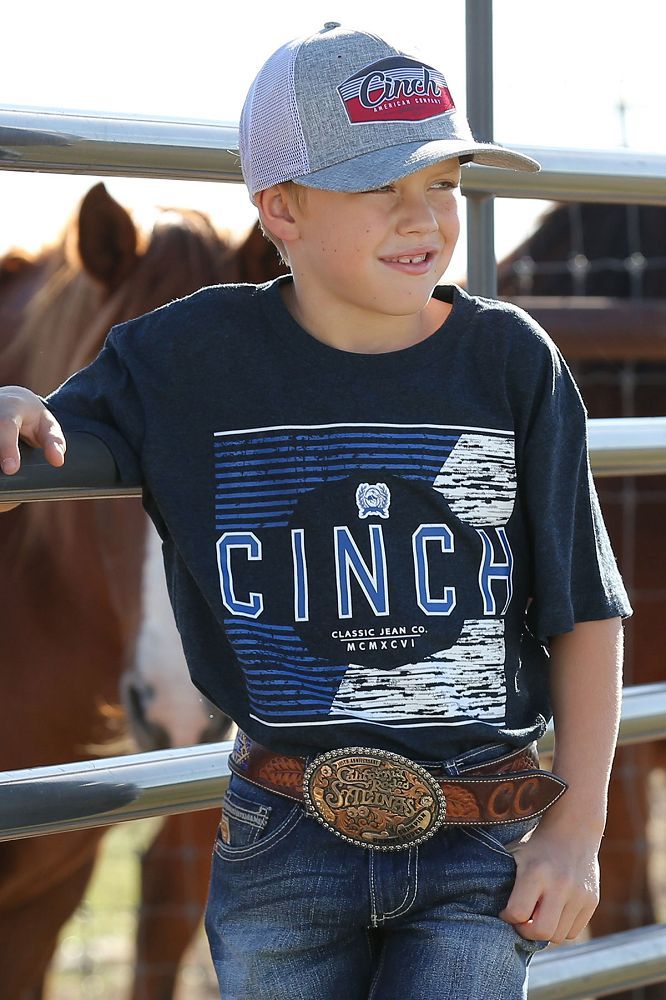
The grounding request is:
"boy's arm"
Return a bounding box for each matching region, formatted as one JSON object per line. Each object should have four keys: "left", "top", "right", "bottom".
{"left": 499, "top": 616, "right": 623, "bottom": 944}
{"left": 0, "top": 386, "right": 66, "bottom": 511}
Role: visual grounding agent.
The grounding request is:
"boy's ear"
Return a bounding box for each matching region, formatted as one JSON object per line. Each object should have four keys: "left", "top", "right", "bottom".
{"left": 255, "top": 186, "right": 301, "bottom": 242}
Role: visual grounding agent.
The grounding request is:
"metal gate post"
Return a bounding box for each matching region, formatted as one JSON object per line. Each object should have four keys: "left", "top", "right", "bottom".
{"left": 465, "top": 0, "right": 497, "bottom": 296}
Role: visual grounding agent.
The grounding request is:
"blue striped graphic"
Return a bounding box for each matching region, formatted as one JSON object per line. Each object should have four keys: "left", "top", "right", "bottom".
{"left": 214, "top": 428, "right": 459, "bottom": 532}
{"left": 225, "top": 619, "right": 347, "bottom": 718}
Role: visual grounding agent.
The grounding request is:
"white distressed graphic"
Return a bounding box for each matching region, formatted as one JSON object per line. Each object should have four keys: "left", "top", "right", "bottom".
{"left": 432, "top": 434, "right": 515, "bottom": 526}
{"left": 329, "top": 619, "right": 506, "bottom": 723}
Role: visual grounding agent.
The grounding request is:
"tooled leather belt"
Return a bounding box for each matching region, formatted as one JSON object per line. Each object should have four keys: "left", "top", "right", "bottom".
{"left": 228, "top": 731, "right": 567, "bottom": 852}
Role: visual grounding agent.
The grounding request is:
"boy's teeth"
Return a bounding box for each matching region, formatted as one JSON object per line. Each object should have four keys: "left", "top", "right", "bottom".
{"left": 395, "top": 254, "right": 427, "bottom": 264}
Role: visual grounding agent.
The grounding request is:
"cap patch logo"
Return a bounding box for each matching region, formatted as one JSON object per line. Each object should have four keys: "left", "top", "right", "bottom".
{"left": 338, "top": 57, "right": 454, "bottom": 124}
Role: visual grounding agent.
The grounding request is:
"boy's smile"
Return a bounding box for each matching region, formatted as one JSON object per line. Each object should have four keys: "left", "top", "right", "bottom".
{"left": 379, "top": 247, "right": 439, "bottom": 274}
{"left": 260, "top": 160, "right": 461, "bottom": 354}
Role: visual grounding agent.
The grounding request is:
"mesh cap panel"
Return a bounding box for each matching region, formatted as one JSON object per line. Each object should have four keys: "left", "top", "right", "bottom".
{"left": 239, "top": 39, "right": 310, "bottom": 196}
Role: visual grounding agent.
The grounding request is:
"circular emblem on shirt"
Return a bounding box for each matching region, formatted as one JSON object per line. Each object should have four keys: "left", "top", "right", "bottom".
{"left": 284, "top": 470, "right": 483, "bottom": 668}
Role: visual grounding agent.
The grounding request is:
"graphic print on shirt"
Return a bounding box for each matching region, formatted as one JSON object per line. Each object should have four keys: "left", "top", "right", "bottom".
{"left": 214, "top": 424, "right": 516, "bottom": 731}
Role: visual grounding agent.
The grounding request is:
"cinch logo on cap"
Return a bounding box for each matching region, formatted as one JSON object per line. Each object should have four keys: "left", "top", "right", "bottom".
{"left": 337, "top": 56, "right": 455, "bottom": 124}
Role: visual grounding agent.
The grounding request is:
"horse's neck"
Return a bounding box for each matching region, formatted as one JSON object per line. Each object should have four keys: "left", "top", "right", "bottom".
{"left": 9, "top": 498, "right": 147, "bottom": 647}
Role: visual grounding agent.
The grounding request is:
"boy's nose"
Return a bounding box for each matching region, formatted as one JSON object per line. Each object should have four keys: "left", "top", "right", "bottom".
{"left": 395, "top": 196, "right": 439, "bottom": 235}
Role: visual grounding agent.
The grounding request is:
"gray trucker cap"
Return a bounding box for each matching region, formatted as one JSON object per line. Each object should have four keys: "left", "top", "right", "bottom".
{"left": 239, "top": 22, "right": 540, "bottom": 200}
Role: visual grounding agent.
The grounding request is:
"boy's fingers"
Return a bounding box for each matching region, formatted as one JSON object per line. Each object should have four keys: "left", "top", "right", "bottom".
{"left": 0, "top": 408, "right": 66, "bottom": 474}
{"left": 38, "top": 410, "right": 67, "bottom": 467}
{"left": 43, "top": 438, "right": 67, "bottom": 466}
{"left": 506, "top": 886, "right": 593, "bottom": 944}
{"left": 500, "top": 875, "right": 567, "bottom": 941}
{"left": 514, "top": 894, "right": 565, "bottom": 943}
{"left": 0, "top": 416, "right": 22, "bottom": 474}
{"left": 554, "top": 897, "right": 597, "bottom": 944}
{"left": 499, "top": 884, "right": 541, "bottom": 933}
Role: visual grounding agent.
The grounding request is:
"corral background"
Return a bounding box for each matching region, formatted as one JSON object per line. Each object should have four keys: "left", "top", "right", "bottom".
{"left": 3, "top": 0, "right": 666, "bottom": 272}
{"left": 2, "top": 1, "right": 666, "bottom": 997}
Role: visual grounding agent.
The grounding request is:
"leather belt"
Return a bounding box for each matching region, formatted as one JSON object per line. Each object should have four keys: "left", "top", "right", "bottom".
{"left": 228, "top": 732, "right": 567, "bottom": 852}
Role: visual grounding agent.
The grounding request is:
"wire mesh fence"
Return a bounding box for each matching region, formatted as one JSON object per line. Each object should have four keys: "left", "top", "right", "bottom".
{"left": 47, "top": 818, "right": 218, "bottom": 999}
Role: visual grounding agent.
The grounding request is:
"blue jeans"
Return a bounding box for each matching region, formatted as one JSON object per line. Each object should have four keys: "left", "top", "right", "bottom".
{"left": 204, "top": 742, "right": 549, "bottom": 999}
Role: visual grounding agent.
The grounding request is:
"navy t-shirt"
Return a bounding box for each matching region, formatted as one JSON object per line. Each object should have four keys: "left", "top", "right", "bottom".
{"left": 45, "top": 278, "right": 632, "bottom": 759}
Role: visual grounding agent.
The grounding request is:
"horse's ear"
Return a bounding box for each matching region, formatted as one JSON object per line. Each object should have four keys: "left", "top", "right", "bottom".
{"left": 77, "top": 183, "right": 139, "bottom": 290}
{"left": 0, "top": 251, "right": 32, "bottom": 288}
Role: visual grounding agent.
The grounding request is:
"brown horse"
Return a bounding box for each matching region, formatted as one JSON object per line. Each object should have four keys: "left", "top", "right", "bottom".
{"left": 0, "top": 182, "right": 285, "bottom": 999}
{"left": 499, "top": 201, "right": 666, "bottom": 1000}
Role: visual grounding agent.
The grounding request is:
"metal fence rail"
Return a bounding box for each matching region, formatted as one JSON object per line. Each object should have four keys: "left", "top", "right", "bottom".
{"left": 528, "top": 925, "right": 666, "bottom": 999}
{"left": 0, "top": 682, "right": 663, "bottom": 842}
{"left": 2, "top": 419, "right": 665, "bottom": 506}
{"left": 2, "top": 107, "right": 666, "bottom": 206}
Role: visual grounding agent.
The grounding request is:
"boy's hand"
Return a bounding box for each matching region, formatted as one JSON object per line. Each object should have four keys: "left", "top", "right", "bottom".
{"left": 0, "top": 386, "right": 66, "bottom": 511}
{"left": 499, "top": 817, "right": 601, "bottom": 945}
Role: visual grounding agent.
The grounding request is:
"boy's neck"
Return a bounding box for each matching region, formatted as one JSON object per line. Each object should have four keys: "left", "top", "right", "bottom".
{"left": 280, "top": 280, "right": 452, "bottom": 355}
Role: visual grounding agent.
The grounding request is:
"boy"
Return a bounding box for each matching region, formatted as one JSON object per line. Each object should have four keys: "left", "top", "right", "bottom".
{"left": 0, "top": 23, "right": 631, "bottom": 1000}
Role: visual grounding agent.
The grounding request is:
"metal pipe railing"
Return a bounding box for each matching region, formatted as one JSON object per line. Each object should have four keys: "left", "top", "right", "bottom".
{"left": 0, "top": 682, "right": 663, "bottom": 843}
{"left": 2, "top": 107, "right": 666, "bottom": 206}
{"left": 465, "top": 0, "right": 497, "bottom": 296}
{"left": 0, "top": 107, "right": 241, "bottom": 183}
{"left": 587, "top": 417, "right": 666, "bottom": 477}
{"left": 528, "top": 925, "right": 666, "bottom": 999}
{"left": 0, "top": 431, "right": 133, "bottom": 502}
{"left": 537, "top": 682, "right": 666, "bottom": 755}
{"left": 465, "top": 146, "right": 666, "bottom": 204}
{"left": 0, "top": 739, "right": 231, "bottom": 842}
{"left": 1, "top": 419, "right": 665, "bottom": 505}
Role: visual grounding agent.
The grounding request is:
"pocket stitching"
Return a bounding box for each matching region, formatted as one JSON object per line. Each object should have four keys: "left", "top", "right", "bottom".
{"left": 223, "top": 794, "right": 270, "bottom": 829}
{"left": 460, "top": 826, "right": 514, "bottom": 859}
{"left": 477, "top": 826, "right": 514, "bottom": 853}
{"left": 214, "top": 804, "right": 303, "bottom": 862}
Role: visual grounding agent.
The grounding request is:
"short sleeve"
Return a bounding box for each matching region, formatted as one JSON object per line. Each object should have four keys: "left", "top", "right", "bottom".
{"left": 44, "top": 324, "right": 144, "bottom": 485}
{"left": 516, "top": 333, "right": 632, "bottom": 642}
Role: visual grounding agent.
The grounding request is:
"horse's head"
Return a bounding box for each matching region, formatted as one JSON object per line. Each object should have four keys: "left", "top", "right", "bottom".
{"left": 122, "top": 519, "right": 236, "bottom": 750}
{"left": 1, "top": 183, "right": 285, "bottom": 752}
{"left": 4, "top": 182, "right": 279, "bottom": 394}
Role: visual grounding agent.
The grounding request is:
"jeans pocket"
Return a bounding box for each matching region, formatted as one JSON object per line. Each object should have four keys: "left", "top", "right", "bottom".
{"left": 214, "top": 774, "right": 303, "bottom": 861}
{"left": 219, "top": 786, "right": 271, "bottom": 848}
{"left": 461, "top": 817, "right": 539, "bottom": 859}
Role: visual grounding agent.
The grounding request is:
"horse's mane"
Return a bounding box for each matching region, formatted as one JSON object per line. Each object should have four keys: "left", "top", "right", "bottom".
{"left": 2, "top": 206, "right": 238, "bottom": 396}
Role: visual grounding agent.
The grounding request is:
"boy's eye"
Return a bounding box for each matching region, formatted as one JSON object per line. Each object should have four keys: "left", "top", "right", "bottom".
{"left": 358, "top": 178, "right": 459, "bottom": 194}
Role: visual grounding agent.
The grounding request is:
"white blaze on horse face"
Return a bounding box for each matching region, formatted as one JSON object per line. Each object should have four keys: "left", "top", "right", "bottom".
{"left": 128, "top": 518, "right": 214, "bottom": 748}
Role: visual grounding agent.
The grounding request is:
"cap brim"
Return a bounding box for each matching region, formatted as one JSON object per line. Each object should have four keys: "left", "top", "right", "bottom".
{"left": 293, "top": 139, "right": 540, "bottom": 193}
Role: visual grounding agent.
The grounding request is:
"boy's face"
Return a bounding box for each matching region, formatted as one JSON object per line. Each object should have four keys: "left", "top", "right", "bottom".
{"left": 284, "top": 159, "right": 461, "bottom": 322}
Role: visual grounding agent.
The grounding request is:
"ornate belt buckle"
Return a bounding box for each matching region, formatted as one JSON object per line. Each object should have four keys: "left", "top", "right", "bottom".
{"left": 303, "top": 747, "right": 446, "bottom": 851}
